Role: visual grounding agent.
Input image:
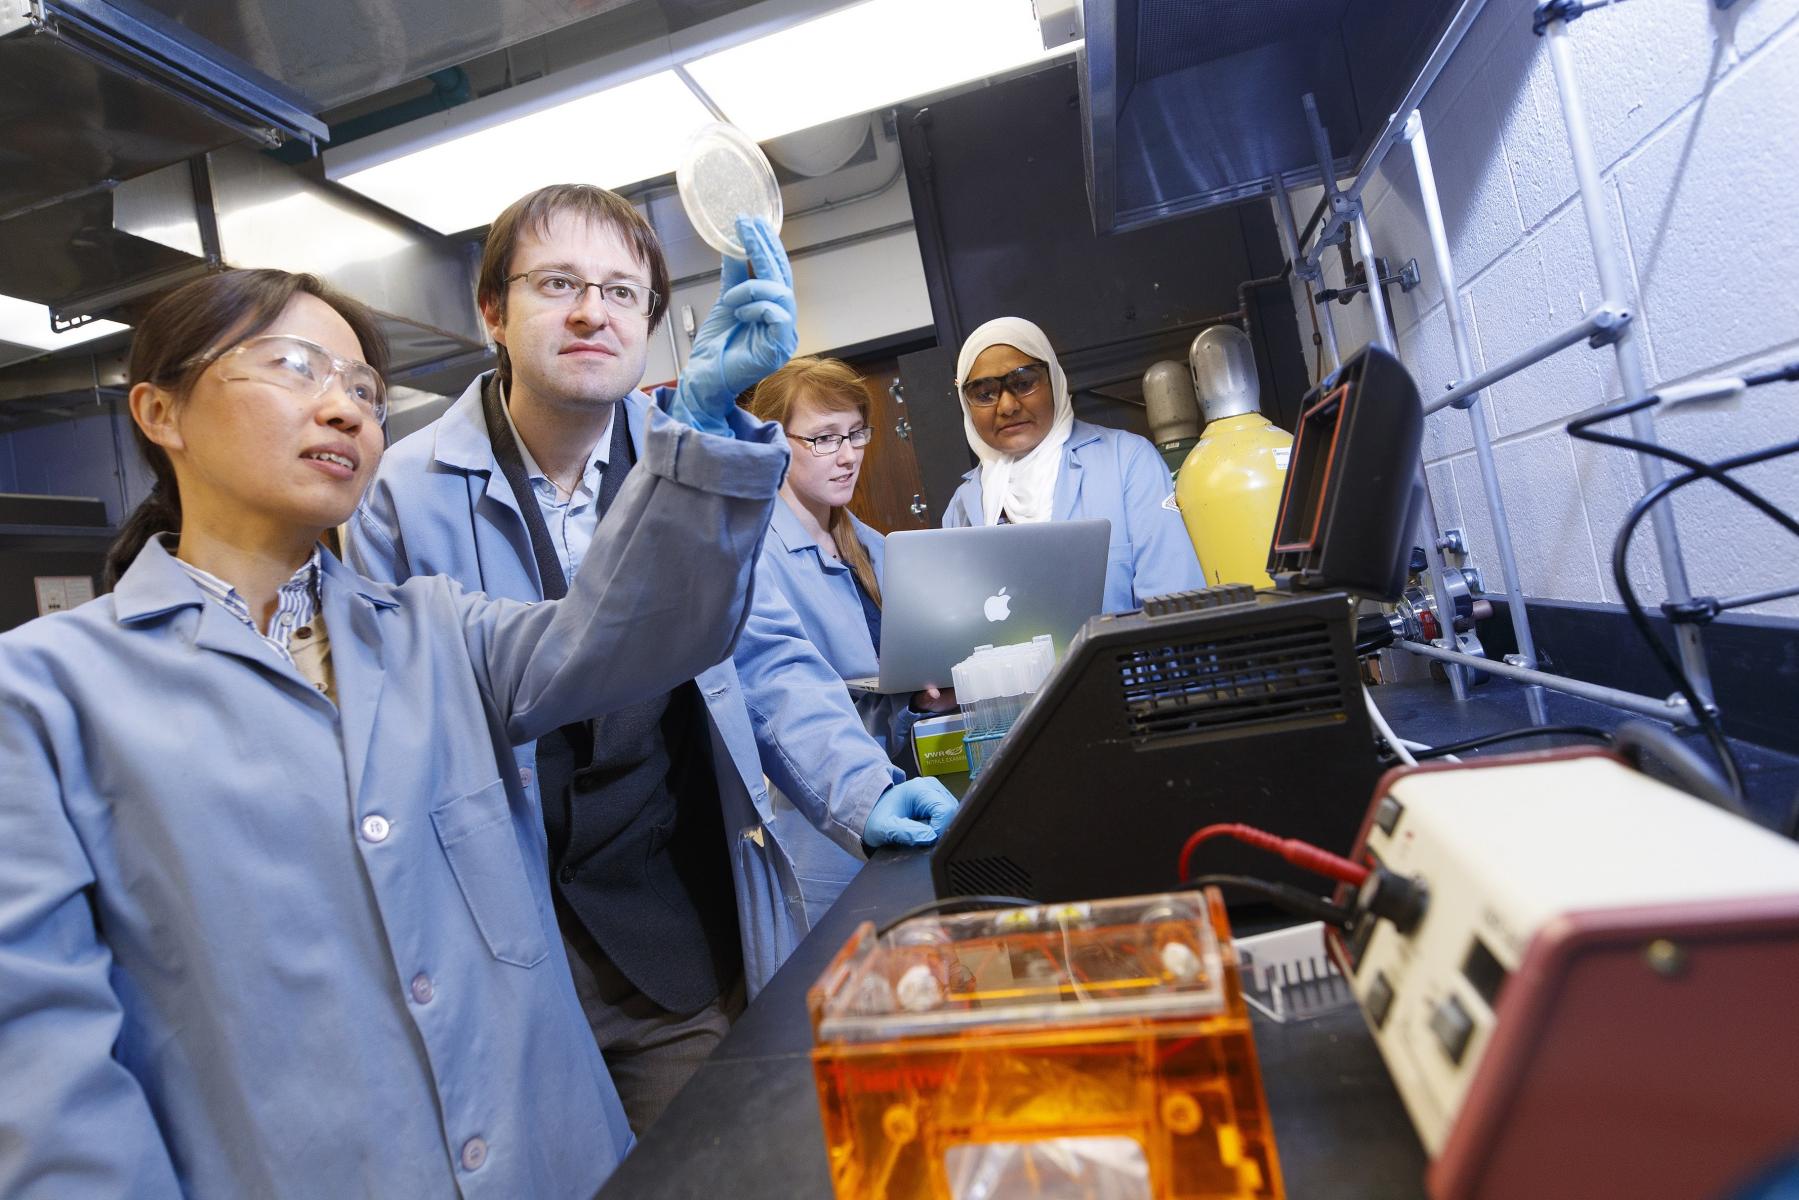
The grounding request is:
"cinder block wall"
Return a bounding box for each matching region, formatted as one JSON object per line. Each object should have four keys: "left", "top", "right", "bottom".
{"left": 1284, "top": 0, "right": 1799, "bottom": 618}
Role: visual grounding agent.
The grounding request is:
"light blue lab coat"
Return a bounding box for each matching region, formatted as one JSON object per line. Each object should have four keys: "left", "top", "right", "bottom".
{"left": 942, "top": 419, "right": 1204, "bottom": 613}
{"left": 0, "top": 409, "right": 781, "bottom": 1198}
{"left": 348, "top": 377, "right": 902, "bottom": 989}
{"left": 758, "top": 500, "right": 920, "bottom": 766}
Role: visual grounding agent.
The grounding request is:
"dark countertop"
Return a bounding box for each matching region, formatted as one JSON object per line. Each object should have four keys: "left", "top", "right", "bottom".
{"left": 597, "top": 679, "right": 1799, "bottom": 1199}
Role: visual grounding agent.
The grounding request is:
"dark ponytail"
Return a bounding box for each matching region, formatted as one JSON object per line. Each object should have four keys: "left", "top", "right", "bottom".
{"left": 102, "top": 269, "right": 388, "bottom": 589}
{"left": 102, "top": 480, "right": 182, "bottom": 590}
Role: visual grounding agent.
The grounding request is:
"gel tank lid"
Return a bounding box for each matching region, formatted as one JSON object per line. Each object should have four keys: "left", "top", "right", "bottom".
{"left": 814, "top": 893, "right": 1228, "bottom": 1044}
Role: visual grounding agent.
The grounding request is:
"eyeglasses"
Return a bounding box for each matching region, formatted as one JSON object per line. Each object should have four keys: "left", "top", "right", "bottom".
{"left": 189, "top": 334, "right": 387, "bottom": 424}
{"left": 505, "top": 270, "right": 659, "bottom": 317}
{"left": 788, "top": 426, "right": 874, "bottom": 456}
{"left": 960, "top": 361, "right": 1049, "bottom": 407}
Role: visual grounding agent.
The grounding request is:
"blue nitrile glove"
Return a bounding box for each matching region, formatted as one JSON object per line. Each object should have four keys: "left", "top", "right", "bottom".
{"left": 863, "top": 777, "right": 960, "bottom": 849}
{"left": 671, "top": 215, "right": 798, "bottom": 436}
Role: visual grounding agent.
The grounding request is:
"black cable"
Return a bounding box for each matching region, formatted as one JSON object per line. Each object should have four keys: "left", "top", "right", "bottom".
{"left": 1611, "top": 720, "right": 1749, "bottom": 820}
{"left": 1177, "top": 874, "right": 1355, "bottom": 928}
{"left": 1568, "top": 399, "right": 1799, "bottom": 539}
{"left": 1411, "top": 724, "right": 1614, "bottom": 760}
{"left": 1608, "top": 437, "right": 1799, "bottom": 809}
{"left": 876, "top": 894, "right": 1033, "bottom": 936}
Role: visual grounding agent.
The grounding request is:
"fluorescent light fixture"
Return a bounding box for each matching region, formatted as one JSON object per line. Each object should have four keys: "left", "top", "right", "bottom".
{"left": 684, "top": 0, "right": 1074, "bottom": 141}
{"left": 0, "top": 294, "right": 129, "bottom": 352}
{"left": 327, "top": 71, "right": 718, "bottom": 235}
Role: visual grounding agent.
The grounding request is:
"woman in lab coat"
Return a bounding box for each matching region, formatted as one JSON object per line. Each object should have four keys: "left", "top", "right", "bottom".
{"left": 943, "top": 316, "right": 1204, "bottom": 612}
{"left": 0, "top": 268, "right": 786, "bottom": 1198}
{"left": 747, "top": 356, "right": 951, "bottom": 766}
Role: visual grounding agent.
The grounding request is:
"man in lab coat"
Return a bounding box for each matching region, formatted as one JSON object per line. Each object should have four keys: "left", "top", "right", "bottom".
{"left": 347, "top": 184, "right": 956, "bottom": 1133}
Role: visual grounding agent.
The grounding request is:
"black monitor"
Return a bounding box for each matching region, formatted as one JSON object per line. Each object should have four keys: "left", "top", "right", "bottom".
{"left": 932, "top": 345, "right": 1424, "bottom": 902}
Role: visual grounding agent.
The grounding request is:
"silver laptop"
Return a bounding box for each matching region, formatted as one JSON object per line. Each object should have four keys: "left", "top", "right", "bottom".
{"left": 849, "top": 518, "right": 1112, "bottom": 693}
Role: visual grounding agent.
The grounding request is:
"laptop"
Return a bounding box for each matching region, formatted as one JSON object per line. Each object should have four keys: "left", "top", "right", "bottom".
{"left": 848, "top": 518, "right": 1112, "bottom": 693}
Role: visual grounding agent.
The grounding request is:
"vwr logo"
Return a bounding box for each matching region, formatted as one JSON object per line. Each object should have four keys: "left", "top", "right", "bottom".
{"left": 983, "top": 588, "right": 1012, "bottom": 622}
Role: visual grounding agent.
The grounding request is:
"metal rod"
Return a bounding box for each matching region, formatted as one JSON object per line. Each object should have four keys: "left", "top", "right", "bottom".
{"left": 1273, "top": 169, "right": 1340, "bottom": 371}
{"left": 1425, "top": 306, "right": 1623, "bottom": 414}
{"left": 1352, "top": 213, "right": 1397, "bottom": 354}
{"left": 1349, "top": 202, "right": 1466, "bottom": 697}
{"left": 1396, "top": 640, "right": 1697, "bottom": 725}
{"left": 1316, "top": 286, "right": 1342, "bottom": 370}
{"left": 1405, "top": 110, "right": 1548, "bottom": 724}
{"left": 1714, "top": 582, "right": 1799, "bottom": 611}
{"left": 1303, "top": 93, "right": 1342, "bottom": 204}
{"left": 1544, "top": 15, "right": 1714, "bottom": 704}
{"left": 1301, "top": 93, "right": 1350, "bottom": 277}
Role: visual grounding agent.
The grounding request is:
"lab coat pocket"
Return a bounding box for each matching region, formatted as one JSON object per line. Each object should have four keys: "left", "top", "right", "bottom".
{"left": 732, "top": 823, "right": 804, "bottom": 997}
{"left": 432, "top": 780, "right": 552, "bottom": 968}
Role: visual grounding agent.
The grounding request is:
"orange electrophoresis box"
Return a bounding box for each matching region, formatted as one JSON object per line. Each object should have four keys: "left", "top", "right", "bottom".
{"left": 807, "top": 890, "right": 1282, "bottom": 1200}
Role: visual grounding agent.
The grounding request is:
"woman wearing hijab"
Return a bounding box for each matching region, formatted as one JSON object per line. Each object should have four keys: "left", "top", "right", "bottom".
{"left": 943, "top": 316, "right": 1204, "bottom": 612}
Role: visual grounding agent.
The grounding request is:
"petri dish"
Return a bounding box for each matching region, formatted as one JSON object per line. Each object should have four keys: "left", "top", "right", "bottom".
{"left": 677, "top": 122, "right": 784, "bottom": 262}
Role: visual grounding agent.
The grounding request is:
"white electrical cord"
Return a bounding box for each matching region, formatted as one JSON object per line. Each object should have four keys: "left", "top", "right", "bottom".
{"left": 1399, "top": 737, "right": 1458, "bottom": 763}
{"left": 1363, "top": 687, "right": 1418, "bottom": 766}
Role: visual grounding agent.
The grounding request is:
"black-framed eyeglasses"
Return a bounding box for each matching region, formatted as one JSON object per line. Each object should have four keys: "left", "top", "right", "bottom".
{"left": 504, "top": 269, "right": 659, "bottom": 317}
{"left": 183, "top": 334, "right": 387, "bottom": 424}
{"left": 788, "top": 426, "right": 874, "bottom": 456}
{"left": 960, "top": 361, "right": 1049, "bottom": 407}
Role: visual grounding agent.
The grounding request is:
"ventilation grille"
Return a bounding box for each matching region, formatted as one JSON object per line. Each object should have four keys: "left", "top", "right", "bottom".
{"left": 1117, "top": 620, "right": 1344, "bottom": 744}
{"left": 946, "top": 855, "right": 1036, "bottom": 900}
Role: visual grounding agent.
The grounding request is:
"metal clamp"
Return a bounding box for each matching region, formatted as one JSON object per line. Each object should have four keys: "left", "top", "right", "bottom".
{"left": 1315, "top": 257, "right": 1421, "bottom": 305}
{"left": 1662, "top": 596, "right": 1720, "bottom": 625}
{"left": 1532, "top": 0, "right": 1617, "bottom": 36}
{"left": 1586, "top": 305, "right": 1631, "bottom": 347}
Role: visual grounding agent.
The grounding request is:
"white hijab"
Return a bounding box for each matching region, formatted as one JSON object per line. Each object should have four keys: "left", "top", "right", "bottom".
{"left": 955, "top": 317, "right": 1075, "bottom": 526}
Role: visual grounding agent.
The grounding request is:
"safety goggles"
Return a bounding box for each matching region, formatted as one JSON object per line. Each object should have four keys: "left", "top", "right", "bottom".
{"left": 960, "top": 361, "right": 1049, "bottom": 407}
{"left": 192, "top": 334, "right": 387, "bottom": 424}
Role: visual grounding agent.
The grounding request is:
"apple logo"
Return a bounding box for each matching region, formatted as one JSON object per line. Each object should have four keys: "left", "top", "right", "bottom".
{"left": 983, "top": 587, "right": 1013, "bottom": 622}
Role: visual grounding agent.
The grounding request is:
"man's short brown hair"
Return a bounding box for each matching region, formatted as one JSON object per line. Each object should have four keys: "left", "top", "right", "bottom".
{"left": 477, "top": 184, "right": 672, "bottom": 382}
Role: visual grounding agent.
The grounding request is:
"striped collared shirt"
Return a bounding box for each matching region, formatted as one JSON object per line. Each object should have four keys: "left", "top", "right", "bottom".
{"left": 170, "top": 540, "right": 322, "bottom": 667}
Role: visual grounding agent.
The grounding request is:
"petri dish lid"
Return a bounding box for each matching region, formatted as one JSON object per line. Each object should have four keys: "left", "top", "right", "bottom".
{"left": 677, "top": 122, "right": 784, "bottom": 262}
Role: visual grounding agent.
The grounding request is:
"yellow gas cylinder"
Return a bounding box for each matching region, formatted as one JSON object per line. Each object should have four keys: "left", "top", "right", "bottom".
{"left": 1176, "top": 326, "right": 1294, "bottom": 588}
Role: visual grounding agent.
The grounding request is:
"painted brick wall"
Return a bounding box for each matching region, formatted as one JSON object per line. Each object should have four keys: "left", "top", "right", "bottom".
{"left": 1284, "top": 0, "right": 1799, "bottom": 618}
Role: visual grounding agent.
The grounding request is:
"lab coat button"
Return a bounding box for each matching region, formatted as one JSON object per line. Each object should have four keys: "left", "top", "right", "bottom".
{"left": 519, "top": 766, "right": 535, "bottom": 788}
{"left": 460, "top": 1137, "right": 487, "bottom": 1170}
{"left": 360, "top": 814, "right": 390, "bottom": 843}
{"left": 410, "top": 973, "right": 434, "bottom": 1004}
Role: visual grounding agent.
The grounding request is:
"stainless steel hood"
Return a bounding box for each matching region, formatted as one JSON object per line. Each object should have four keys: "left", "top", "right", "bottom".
{"left": 1081, "top": 0, "right": 1476, "bottom": 232}
{"left": 0, "top": 146, "right": 485, "bottom": 390}
{"left": 122, "top": 0, "right": 649, "bottom": 111}
{"left": 0, "top": 0, "right": 325, "bottom": 221}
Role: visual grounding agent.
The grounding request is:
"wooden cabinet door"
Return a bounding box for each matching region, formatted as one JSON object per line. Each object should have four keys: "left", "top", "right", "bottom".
{"left": 846, "top": 355, "right": 931, "bottom": 534}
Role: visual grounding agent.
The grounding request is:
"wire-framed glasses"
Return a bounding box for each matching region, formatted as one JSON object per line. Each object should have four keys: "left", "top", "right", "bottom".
{"left": 789, "top": 426, "right": 874, "bottom": 456}
{"left": 960, "top": 361, "right": 1049, "bottom": 407}
{"left": 188, "top": 334, "right": 387, "bottom": 424}
{"left": 505, "top": 270, "right": 659, "bottom": 317}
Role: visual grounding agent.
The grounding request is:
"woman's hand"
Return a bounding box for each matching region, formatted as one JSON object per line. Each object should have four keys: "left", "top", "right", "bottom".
{"left": 911, "top": 686, "right": 958, "bottom": 714}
